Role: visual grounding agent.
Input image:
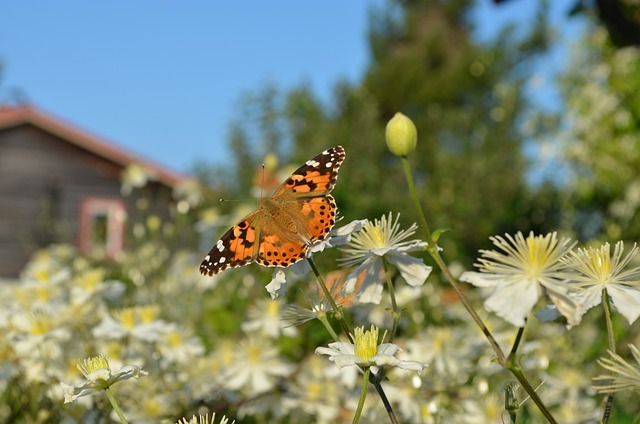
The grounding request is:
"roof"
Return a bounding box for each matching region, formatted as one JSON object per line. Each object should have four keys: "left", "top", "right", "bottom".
{"left": 0, "top": 104, "right": 189, "bottom": 188}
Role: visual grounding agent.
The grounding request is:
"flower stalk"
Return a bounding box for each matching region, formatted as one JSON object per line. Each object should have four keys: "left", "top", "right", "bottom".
{"left": 353, "top": 367, "right": 371, "bottom": 424}
{"left": 396, "top": 139, "right": 556, "bottom": 423}
{"left": 601, "top": 288, "right": 616, "bottom": 424}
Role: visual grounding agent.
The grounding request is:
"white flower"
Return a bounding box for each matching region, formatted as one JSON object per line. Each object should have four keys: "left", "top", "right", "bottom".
{"left": 405, "top": 326, "right": 474, "bottom": 389}
{"left": 60, "top": 354, "right": 147, "bottom": 403}
{"left": 593, "top": 344, "right": 640, "bottom": 394}
{"left": 157, "top": 324, "right": 206, "bottom": 365}
{"left": 121, "top": 163, "right": 154, "bottom": 195}
{"left": 176, "top": 413, "right": 234, "bottom": 424}
{"left": 10, "top": 311, "right": 71, "bottom": 367}
{"left": 265, "top": 219, "right": 367, "bottom": 298}
{"left": 562, "top": 242, "right": 640, "bottom": 324}
{"left": 460, "top": 232, "right": 580, "bottom": 327}
{"left": 315, "top": 325, "right": 424, "bottom": 372}
{"left": 222, "top": 336, "right": 293, "bottom": 395}
{"left": 281, "top": 355, "right": 342, "bottom": 424}
{"left": 242, "top": 298, "right": 297, "bottom": 338}
{"left": 173, "top": 178, "right": 204, "bottom": 212}
{"left": 339, "top": 213, "right": 431, "bottom": 304}
{"left": 92, "top": 305, "right": 171, "bottom": 342}
{"left": 281, "top": 287, "right": 335, "bottom": 327}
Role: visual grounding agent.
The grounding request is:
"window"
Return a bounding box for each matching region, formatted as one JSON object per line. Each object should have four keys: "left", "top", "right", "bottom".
{"left": 78, "top": 197, "right": 126, "bottom": 258}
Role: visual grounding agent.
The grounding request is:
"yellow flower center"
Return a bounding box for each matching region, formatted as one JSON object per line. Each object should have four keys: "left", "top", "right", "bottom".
{"left": 353, "top": 325, "right": 379, "bottom": 362}
{"left": 31, "top": 315, "right": 53, "bottom": 336}
{"left": 77, "top": 355, "right": 110, "bottom": 377}
{"left": 525, "top": 235, "right": 548, "bottom": 277}
{"left": 306, "top": 381, "right": 324, "bottom": 400}
{"left": 246, "top": 342, "right": 262, "bottom": 363}
{"left": 586, "top": 245, "right": 612, "bottom": 282}
{"left": 138, "top": 305, "right": 160, "bottom": 323}
{"left": 114, "top": 308, "right": 137, "bottom": 329}
{"left": 167, "top": 331, "right": 182, "bottom": 347}
{"left": 267, "top": 301, "right": 280, "bottom": 318}
{"left": 76, "top": 269, "right": 105, "bottom": 291}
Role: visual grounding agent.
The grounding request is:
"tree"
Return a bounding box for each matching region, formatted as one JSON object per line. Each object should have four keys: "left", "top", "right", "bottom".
{"left": 219, "top": 0, "right": 556, "bottom": 264}
{"left": 558, "top": 24, "right": 640, "bottom": 241}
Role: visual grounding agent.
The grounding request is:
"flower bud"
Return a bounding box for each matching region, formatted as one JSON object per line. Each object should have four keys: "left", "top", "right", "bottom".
{"left": 385, "top": 112, "right": 417, "bottom": 157}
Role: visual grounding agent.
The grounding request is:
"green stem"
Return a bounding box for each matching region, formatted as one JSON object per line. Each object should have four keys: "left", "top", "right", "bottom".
{"left": 307, "top": 257, "right": 352, "bottom": 341}
{"left": 353, "top": 367, "right": 371, "bottom": 424}
{"left": 381, "top": 258, "right": 401, "bottom": 344}
{"left": 399, "top": 155, "right": 556, "bottom": 423}
{"left": 508, "top": 325, "right": 526, "bottom": 362}
{"left": 601, "top": 288, "right": 616, "bottom": 424}
{"left": 105, "top": 387, "right": 128, "bottom": 424}
{"left": 317, "top": 313, "right": 340, "bottom": 342}
{"left": 371, "top": 373, "right": 399, "bottom": 424}
{"left": 307, "top": 257, "right": 398, "bottom": 423}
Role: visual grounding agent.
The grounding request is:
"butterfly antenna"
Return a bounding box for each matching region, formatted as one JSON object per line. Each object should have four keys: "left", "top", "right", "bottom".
{"left": 260, "top": 163, "right": 266, "bottom": 198}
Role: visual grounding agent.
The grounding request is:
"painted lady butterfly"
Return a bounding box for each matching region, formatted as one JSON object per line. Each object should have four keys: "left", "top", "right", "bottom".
{"left": 199, "top": 146, "right": 346, "bottom": 276}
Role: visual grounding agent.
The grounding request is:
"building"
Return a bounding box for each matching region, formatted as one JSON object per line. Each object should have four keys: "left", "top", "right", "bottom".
{"left": 0, "top": 104, "right": 189, "bottom": 278}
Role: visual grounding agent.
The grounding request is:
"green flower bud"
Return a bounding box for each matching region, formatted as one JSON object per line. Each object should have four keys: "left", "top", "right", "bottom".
{"left": 385, "top": 112, "right": 417, "bottom": 157}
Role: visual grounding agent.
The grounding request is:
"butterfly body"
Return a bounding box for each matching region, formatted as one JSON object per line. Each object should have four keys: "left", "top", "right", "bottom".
{"left": 200, "top": 146, "right": 345, "bottom": 276}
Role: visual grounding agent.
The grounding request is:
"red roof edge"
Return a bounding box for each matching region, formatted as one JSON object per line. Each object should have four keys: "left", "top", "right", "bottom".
{"left": 0, "top": 103, "right": 189, "bottom": 188}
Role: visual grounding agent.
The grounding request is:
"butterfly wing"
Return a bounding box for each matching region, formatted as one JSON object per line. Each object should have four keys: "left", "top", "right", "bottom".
{"left": 296, "top": 195, "right": 338, "bottom": 242}
{"left": 253, "top": 219, "right": 309, "bottom": 268}
{"left": 199, "top": 210, "right": 262, "bottom": 276}
{"left": 272, "top": 145, "right": 345, "bottom": 198}
{"left": 199, "top": 145, "right": 345, "bottom": 276}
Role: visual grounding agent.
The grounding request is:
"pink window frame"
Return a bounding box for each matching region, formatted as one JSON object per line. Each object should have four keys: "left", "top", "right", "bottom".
{"left": 78, "top": 197, "right": 126, "bottom": 258}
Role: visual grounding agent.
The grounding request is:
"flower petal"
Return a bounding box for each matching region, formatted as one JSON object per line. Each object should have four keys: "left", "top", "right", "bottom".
{"left": 333, "top": 354, "right": 362, "bottom": 369}
{"left": 386, "top": 252, "right": 432, "bottom": 287}
{"left": 460, "top": 271, "right": 500, "bottom": 288}
{"left": 345, "top": 258, "right": 384, "bottom": 304}
{"left": 608, "top": 285, "right": 640, "bottom": 324}
{"left": 376, "top": 343, "right": 402, "bottom": 356}
{"left": 266, "top": 269, "right": 288, "bottom": 299}
{"left": 544, "top": 284, "right": 582, "bottom": 327}
{"left": 483, "top": 279, "right": 539, "bottom": 327}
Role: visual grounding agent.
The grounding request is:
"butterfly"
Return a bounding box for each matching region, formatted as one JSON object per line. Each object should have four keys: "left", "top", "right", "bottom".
{"left": 199, "top": 146, "right": 346, "bottom": 276}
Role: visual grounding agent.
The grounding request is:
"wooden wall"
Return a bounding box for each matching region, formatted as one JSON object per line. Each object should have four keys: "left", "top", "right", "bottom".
{"left": 0, "top": 123, "right": 174, "bottom": 278}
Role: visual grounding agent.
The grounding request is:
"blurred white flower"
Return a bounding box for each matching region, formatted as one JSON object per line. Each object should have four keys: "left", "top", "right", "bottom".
{"left": 10, "top": 311, "right": 71, "bottom": 365}
{"left": 562, "top": 241, "right": 640, "bottom": 324}
{"left": 222, "top": 336, "right": 293, "bottom": 395}
{"left": 282, "top": 355, "right": 342, "bottom": 424}
{"left": 339, "top": 213, "right": 431, "bottom": 304}
{"left": 316, "top": 325, "right": 424, "bottom": 372}
{"left": 460, "top": 232, "right": 580, "bottom": 327}
{"left": 173, "top": 178, "right": 204, "bottom": 212}
{"left": 121, "top": 163, "right": 154, "bottom": 196}
{"left": 158, "top": 324, "right": 205, "bottom": 365}
{"left": 241, "top": 298, "right": 297, "bottom": 338}
{"left": 92, "top": 305, "right": 172, "bottom": 342}
{"left": 60, "top": 354, "right": 147, "bottom": 403}
{"left": 456, "top": 393, "right": 504, "bottom": 424}
{"left": 405, "top": 326, "right": 474, "bottom": 390}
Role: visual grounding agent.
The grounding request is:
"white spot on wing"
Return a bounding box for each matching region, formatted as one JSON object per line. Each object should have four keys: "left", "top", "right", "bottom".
{"left": 306, "top": 159, "right": 320, "bottom": 167}
{"left": 216, "top": 240, "right": 225, "bottom": 252}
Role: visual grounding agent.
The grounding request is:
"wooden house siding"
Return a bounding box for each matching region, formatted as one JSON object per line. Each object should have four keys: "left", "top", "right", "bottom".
{"left": 0, "top": 105, "right": 187, "bottom": 278}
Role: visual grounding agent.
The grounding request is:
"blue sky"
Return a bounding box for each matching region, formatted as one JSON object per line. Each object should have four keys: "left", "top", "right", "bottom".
{"left": 0, "top": 1, "right": 582, "bottom": 175}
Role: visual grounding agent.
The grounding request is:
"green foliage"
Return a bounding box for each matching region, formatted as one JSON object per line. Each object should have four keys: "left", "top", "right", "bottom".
{"left": 218, "top": 0, "right": 556, "bottom": 265}
{"left": 559, "top": 25, "right": 640, "bottom": 241}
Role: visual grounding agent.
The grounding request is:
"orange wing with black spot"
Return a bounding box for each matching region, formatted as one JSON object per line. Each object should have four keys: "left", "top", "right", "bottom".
{"left": 199, "top": 146, "right": 345, "bottom": 276}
